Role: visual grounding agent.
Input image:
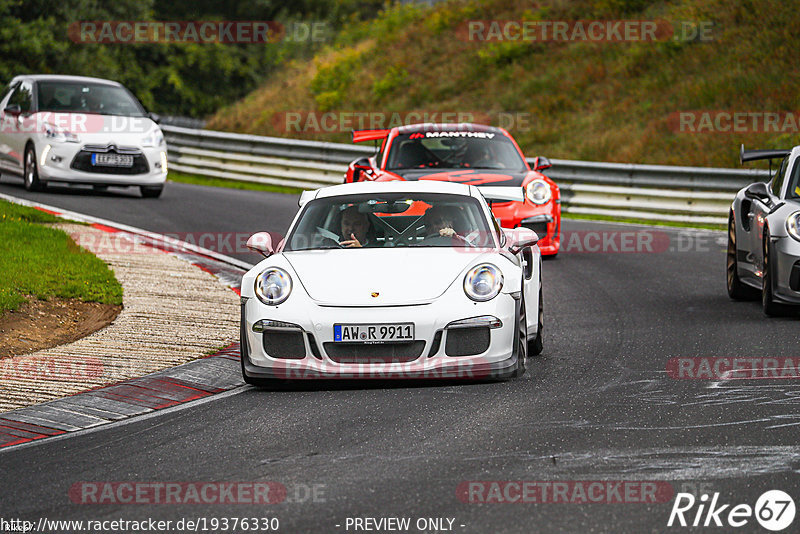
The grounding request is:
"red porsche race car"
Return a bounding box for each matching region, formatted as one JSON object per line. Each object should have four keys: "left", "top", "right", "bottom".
{"left": 344, "top": 123, "right": 560, "bottom": 255}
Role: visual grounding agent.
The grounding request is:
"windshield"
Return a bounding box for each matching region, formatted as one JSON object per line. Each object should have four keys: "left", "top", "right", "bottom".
{"left": 36, "top": 81, "right": 146, "bottom": 117}
{"left": 385, "top": 132, "right": 527, "bottom": 171}
{"left": 285, "top": 193, "right": 496, "bottom": 251}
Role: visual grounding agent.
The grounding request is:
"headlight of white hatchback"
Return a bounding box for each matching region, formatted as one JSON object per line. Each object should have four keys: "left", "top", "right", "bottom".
{"left": 254, "top": 268, "right": 292, "bottom": 305}
{"left": 525, "top": 179, "right": 551, "bottom": 205}
{"left": 43, "top": 122, "right": 79, "bottom": 143}
{"left": 786, "top": 211, "right": 800, "bottom": 241}
{"left": 141, "top": 129, "right": 165, "bottom": 147}
{"left": 464, "top": 264, "right": 503, "bottom": 302}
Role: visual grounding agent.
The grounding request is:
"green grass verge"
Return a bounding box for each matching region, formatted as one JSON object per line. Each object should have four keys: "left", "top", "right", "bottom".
{"left": 1, "top": 202, "right": 60, "bottom": 224}
{"left": 0, "top": 200, "right": 123, "bottom": 314}
{"left": 562, "top": 212, "right": 725, "bottom": 231}
{"left": 168, "top": 171, "right": 304, "bottom": 195}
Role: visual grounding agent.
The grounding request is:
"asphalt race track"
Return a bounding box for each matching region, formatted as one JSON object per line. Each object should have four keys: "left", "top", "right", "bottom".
{"left": 1, "top": 177, "right": 800, "bottom": 533}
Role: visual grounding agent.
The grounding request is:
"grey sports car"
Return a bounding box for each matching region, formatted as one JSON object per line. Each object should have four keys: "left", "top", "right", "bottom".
{"left": 727, "top": 144, "right": 800, "bottom": 315}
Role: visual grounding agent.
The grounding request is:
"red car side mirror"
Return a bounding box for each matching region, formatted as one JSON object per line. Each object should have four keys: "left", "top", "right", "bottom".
{"left": 531, "top": 156, "right": 552, "bottom": 172}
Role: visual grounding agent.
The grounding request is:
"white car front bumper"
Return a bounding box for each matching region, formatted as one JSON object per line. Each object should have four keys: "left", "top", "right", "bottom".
{"left": 36, "top": 140, "right": 167, "bottom": 187}
{"left": 241, "top": 292, "right": 521, "bottom": 380}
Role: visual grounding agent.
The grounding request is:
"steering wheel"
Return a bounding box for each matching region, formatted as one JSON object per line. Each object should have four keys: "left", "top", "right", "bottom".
{"left": 319, "top": 236, "right": 344, "bottom": 248}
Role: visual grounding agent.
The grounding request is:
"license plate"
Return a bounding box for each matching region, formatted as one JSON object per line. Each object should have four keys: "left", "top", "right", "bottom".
{"left": 92, "top": 153, "right": 133, "bottom": 167}
{"left": 334, "top": 323, "right": 414, "bottom": 343}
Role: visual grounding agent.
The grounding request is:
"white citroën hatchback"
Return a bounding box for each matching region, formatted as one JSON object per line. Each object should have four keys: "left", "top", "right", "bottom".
{"left": 0, "top": 75, "right": 167, "bottom": 197}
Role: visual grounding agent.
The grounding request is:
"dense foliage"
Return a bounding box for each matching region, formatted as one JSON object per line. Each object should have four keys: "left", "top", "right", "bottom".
{"left": 208, "top": 0, "right": 800, "bottom": 167}
{"left": 0, "top": 0, "right": 382, "bottom": 116}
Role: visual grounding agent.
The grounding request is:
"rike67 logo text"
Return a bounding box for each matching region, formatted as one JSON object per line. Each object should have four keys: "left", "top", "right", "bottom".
{"left": 668, "top": 490, "right": 795, "bottom": 531}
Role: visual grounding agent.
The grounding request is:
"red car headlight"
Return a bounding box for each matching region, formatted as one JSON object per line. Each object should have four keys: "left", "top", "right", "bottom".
{"left": 525, "top": 179, "right": 551, "bottom": 205}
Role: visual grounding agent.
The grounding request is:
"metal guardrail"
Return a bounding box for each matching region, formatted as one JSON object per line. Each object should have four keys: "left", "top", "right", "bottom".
{"left": 163, "top": 125, "right": 771, "bottom": 225}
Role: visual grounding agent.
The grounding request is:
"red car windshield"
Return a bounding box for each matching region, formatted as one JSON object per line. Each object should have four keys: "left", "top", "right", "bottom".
{"left": 385, "top": 133, "right": 527, "bottom": 171}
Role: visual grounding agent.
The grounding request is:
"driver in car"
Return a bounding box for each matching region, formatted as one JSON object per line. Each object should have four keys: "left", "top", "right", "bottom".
{"left": 339, "top": 206, "right": 373, "bottom": 248}
{"left": 464, "top": 142, "right": 502, "bottom": 168}
{"left": 424, "top": 205, "right": 458, "bottom": 238}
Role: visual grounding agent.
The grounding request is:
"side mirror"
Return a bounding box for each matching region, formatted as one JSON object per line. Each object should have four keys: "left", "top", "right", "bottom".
{"left": 4, "top": 104, "right": 21, "bottom": 115}
{"left": 352, "top": 157, "right": 372, "bottom": 181}
{"left": 504, "top": 227, "right": 539, "bottom": 254}
{"left": 246, "top": 232, "right": 277, "bottom": 258}
{"left": 531, "top": 156, "right": 552, "bottom": 172}
{"left": 744, "top": 182, "right": 771, "bottom": 202}
{"left": 148, "top": 112, "right": 161, "bottom": 124}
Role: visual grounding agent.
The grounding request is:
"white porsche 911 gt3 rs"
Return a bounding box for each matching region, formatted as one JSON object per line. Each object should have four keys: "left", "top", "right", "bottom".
{"left": 240, "top": 180, "right": 543, "bottom": 384}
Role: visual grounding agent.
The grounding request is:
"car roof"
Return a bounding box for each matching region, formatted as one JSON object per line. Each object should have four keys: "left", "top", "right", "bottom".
{"left": 310, "top": 180, "right": 477, "bottom": 201}
{"left": 8, "top": 75, "right": 122, "bottom": 87}
{"left": 393, "top": 122, "right": 506, "bottom": 135}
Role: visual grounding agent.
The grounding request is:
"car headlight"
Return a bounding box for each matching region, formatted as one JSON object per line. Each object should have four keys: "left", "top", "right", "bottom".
{"left": 44, "top": 122, "right": 79, "bottom": 143}
{"left": 141, "top": 129, "right": 165, "bottom": 148}
{"left": 525, "top": 179, "right": 551, "bottom": 205}
{"left": 464, "top": 264, "right": 504, "bottom": 302}
{"left": 254, "top": 268, "right": 292, "bottom": 305}
{"left": 786, "top": 211, "right": 800, "bottom": 241}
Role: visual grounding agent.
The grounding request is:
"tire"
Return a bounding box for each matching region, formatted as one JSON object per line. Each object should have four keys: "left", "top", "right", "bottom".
{"left": 140, "top": 185, "right": 163, "bottom": 198}
{"left": 727, "top": 212, "right": 759, "bottom": 300}
{"left": 24, "top": 145, "right": 45, "bottom": 192}
{"left": 512, "top": 293, "right": 528, "bottom": 378}
{"left": 762, "top": 230, "right": 786, "bottom": 317}
{"left": 529, "top": 283, "right": 544, "bottom": 356}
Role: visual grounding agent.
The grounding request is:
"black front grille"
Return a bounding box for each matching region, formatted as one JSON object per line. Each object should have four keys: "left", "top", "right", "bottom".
{"left": 323, "top": 341, "right": 425, "bottom": 363}
{"left": 71, "top": 149, "right": 149, "bottom": 175}
{"left": 445, "top": 327, "right": 490, "bottom": 357}
{"left": 263, "top": 331, "right": 306, "bottom": 359}
{"left": 523, "top": 222, "right": 549, "bottom": 239}
{"left": 791, "top": 261, "right": 800, "bottom": 291}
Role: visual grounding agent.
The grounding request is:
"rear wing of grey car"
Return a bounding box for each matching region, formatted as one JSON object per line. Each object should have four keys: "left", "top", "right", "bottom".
{"left": 740, "top": 144, "right": 791, "bottom": 164}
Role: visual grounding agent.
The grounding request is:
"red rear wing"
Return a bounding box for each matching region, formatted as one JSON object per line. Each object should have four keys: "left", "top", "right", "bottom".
{"left": 352, "top": 129, "right": 390, "bottom": 143}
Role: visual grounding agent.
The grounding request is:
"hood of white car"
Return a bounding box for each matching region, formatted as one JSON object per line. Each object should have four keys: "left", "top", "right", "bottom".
{"left": 284, "top": 248, "right": 488, "bottom": 306}
{"left": 30, "top": 112, "right": 159, "bottom": 147}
